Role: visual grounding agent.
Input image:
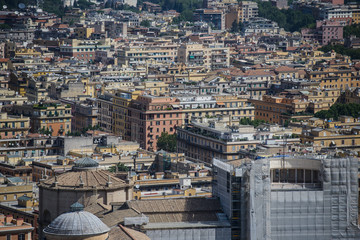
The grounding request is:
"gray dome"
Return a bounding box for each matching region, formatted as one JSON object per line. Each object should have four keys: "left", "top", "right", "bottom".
{"left": 43, "top": 210, "right": 110, "bottom": 236}
{"left": 74, "top": 157, "right": 99, "bottom": 169}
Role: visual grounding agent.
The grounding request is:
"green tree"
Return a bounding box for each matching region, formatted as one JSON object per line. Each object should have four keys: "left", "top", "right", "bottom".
{"left": 319, "top": 44, "right": 360, "bottom": 59}
{"left": 231, "top": 20, "right": 239, "bottom": 33}
{"left": 157, "top": 132, "right": 177, "bottom": 152}
{"left": 344, "top": 24, "right": 360, "bottom": 38}
{"left": 140, "top": 20, "right": 151, "bottom": 27}
{"left": 256, "top": 0, "right": 315, "bottom": 32}
{"left": 314, "top": 103, "right": 360, "bottom": 120}
{"left": 108, "top": 163, "right": 129, "bottom": 172}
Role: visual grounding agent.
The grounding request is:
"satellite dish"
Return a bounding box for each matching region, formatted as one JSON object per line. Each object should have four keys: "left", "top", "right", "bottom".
{"left": 18, "top": 3, "right": 25, "bottom": 9}
{"left": 36, "top": 9, "right": 43, "bottom": 13}
{"left": 3, "top": 5, "right": 7, "bottom": 9}
{"left": 14, "top": 11, "right": 19, "bottom": 14}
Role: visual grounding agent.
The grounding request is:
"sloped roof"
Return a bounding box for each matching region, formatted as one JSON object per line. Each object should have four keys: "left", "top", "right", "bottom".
{"left": 40, "top": 170, "right": 128, "bottom": 190}
{"left": 108, "top": 225, "right": 150, "bottom": 240}
{"left": 127, "top": 198, "right": 222, "bottom": 213}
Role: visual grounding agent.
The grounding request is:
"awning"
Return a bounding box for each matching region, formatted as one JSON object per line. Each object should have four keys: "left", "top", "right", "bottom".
{"left": 172, "top": 104, "right": 181, "bottom": 108}
{"left": 217, "top": 102, "right": 225, "bottom": 105}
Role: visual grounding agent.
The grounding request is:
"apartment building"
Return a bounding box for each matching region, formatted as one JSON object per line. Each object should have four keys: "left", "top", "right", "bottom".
{"left": 128, "top": 96, "right": 183, "bottom": 151}
{"left": 194, "top": 9, "right": 225, "bottom": 30}
{"left": 177, "top": 43, "right": 230, "bottom": 70}
{"left": 300, "top": 126, "right": 360, "bottom": 151}
{"left": 26, "top": 77, "right": 50, "bottom": 103}
{"left": 0, "top": 214, "right": 34, "bottom": 240}
{"left": 0, "top": 112, "right": 30, "bottom": 139}
{"left": 0, "top": 184, "right": 33, "bottom": 203}
{"left": 250, "top": 95, "right": 308, "bottom": 125}
{"left": 117, "top": 44, "right": 178, "bottom": 67}
{"left": 239, "top": 1, "right": 259, "bottom": 22}
{"left": 320, "top": 6, "right": 353, "bottom": 23}
{"left": 12, "top": 102, "right": 72, "bottom": 136}
{"left": 234, "top": 69, "right": 274, "bottom": 100}
{"left": 97, "top": 93, "right": 114, "bottom": 133}
{"left": 306, "top": 66, "right": 360, "bottom": 89}
{"left": 67, "top": 99, "right": 98, "bottom": 132}
{"left": 112, "top": 90, "right": 141, "bottom": 139}
{"left": 302, "top": 20, "right": 345, "bottom": 45}
{"left": 60, "top": 39, "right": 111, "bottom": 62}
{"left": 177, "top": 95, "right": 255, "bottom": 124}
{"left": 177, "top": 116, "right": 260, "bottom": 163}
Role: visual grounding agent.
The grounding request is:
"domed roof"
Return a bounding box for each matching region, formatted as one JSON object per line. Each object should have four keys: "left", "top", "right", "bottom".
{"left": 43, "top": 207, "right": 110, "bottom": 236}
{"left": 74, "top": 157, "right": 99, "bottom": 169}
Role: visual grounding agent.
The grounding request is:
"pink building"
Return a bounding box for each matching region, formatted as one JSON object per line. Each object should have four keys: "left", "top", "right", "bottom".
{"left": 318, "top": 20, "right": 344, "bottom": 45}
{"left": 320, "top": 0, "right": 344, "bottom": 5}
{"left": 129, "top": 96, "right": 183, "bottom": 151}
{"left": 302, "top": 20, "right": 344, "bottom": 45}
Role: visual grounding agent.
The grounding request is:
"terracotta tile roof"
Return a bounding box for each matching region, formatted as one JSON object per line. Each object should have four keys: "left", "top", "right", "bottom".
{"left": 245, "top": 69, "right": 275, "bottom": 77}
{"left": 108, "top": 225, "right": 150, "bottom": 240}
{"left": 101, "top": 208, "right": 139, "bottom": 227}
{"left": 41, "top": 169, "right": 128, "bottom": 190}
{"left": 127, "top": 198, "right": 222, "bottom": 213}
{"left": 146, "top": 212, "right": 219, "bottom": 222}
{"left": 84, "top": 202, "right": 111, "bottom": 216}
{"left": 275, "top": 66, "right": 296, "bottom": 72}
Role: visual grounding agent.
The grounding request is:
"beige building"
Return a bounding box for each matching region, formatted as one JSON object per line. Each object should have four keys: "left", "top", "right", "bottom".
{"left": 117, "top": 44, "right": 178, "bottom": 67}
{"left": 177, "top": 116, "right": 261, "bottom": 163}
{"left": 177, "top": 43, "right": 230, "bottom": 70}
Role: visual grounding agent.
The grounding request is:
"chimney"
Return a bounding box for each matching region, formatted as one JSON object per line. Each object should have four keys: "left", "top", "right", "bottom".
{"left": 5, "top": 215, "right": 13, "bottom": 224}
{"left": 16, "top": 218, "right": 23, "bottom": 226}
{"left": 106, "top": 175, "right": 112, "bottom": 187}
{"left": 79, "top": 175, "right": 84, "bottom": 188}
{"left": 52, "top": 175, "right": 58, "bottom": 187}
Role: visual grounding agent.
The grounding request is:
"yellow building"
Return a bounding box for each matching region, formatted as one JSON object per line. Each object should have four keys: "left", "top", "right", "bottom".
{"left": 0, "top": 184, "right": 33, "bottom": 203}
{"left": 300, "top": 127, "right": 360, "bottom": 151}
{"left": 112, "top": 90, "right": 141, "bottom": 138}
{"left": 142, "top": 81, "right": 169, "bottom": 96}
{"left": 306, "top": 66, "right": 360, "bottom": 89}
{"left": 352, "top": 9, "right": 360, "bottom": 24}
{"left": 74, "top": 27, "right": 94, "bottom": 39}
{"left": 14, "top": 48, "right": 41, "bottom": 58}
{"left": 0, "top": 112, "right": 30, "bottom": 139}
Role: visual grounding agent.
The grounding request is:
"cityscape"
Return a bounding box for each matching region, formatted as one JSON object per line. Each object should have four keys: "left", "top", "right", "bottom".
{"left": 0, "top": 0, "right": 359, "bottom": 239}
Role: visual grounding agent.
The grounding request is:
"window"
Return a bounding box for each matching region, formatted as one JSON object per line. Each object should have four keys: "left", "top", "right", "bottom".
{"left": 18, "top": 234, "right": 25, "bottom": 240}
{"left": 6, "top": 234, "right": 10, "bottom": 240}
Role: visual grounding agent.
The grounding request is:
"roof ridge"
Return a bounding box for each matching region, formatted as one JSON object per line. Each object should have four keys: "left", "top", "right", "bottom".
{"left": 119, "top": 225, "right": 135, "bottom": 240}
